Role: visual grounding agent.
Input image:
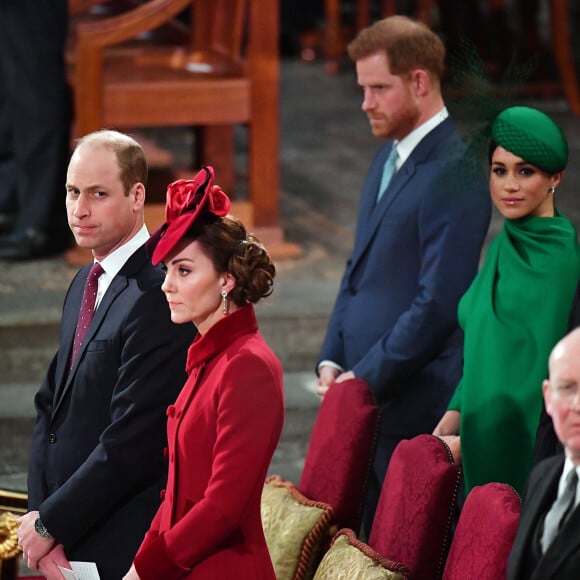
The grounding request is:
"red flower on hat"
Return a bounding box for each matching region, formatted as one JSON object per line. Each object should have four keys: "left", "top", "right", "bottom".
{"left": 148, "top": 166, "right": 232, "bottom": 265}
{"left": 165, "top": 179, "right": 201, "bottom": 222}
{"left": 164, "top": 171, "right": 230, "bottom": 223}
{"left": 208, "top": 185, "right": 230, "bottom": 216}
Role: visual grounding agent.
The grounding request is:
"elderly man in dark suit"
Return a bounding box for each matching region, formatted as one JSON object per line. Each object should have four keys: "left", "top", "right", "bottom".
{"left": 316, "top": 15, "right": 491, "bottom": 529}
{"left": 16, "top": 130, "right": 195, "bottom": 579}
{"left": 507, "top": 327, "right": 580, "bottom": 580}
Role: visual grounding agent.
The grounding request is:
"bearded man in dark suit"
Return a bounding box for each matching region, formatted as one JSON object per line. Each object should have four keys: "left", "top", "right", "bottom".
{"left": 316, "top": 15, "right": 491, "bottom": 529}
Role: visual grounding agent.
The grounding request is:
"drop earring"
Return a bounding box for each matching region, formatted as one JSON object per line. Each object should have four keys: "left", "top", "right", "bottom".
{"left": 221, "top": 290, "right": 229, "bottom": 315}
{"left": 549, "top": 186, "right": 556, "bottom": 195}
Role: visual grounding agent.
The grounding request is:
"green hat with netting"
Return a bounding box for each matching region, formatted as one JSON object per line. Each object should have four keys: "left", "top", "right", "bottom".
{"left": 491, "top": 106, "right": 568, "bottom": 173}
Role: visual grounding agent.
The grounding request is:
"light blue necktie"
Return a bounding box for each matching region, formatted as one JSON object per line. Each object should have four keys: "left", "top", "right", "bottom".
{"left": 377, "top": 145, "right": 399, "bottom": 203}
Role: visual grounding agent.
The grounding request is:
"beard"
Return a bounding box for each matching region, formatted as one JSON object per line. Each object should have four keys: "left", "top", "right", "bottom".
{"left": 369, "top": 99, "right": 421, "bottom": 141}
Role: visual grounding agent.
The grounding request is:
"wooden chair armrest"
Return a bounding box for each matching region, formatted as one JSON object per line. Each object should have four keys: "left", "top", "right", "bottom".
{"left": 74, "top": 0, "right": 192, "bottom": 49}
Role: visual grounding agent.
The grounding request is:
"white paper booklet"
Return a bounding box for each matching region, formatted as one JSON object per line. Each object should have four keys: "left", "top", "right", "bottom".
{"left": 57, "top": 561, "right": 101, "bottom": 580}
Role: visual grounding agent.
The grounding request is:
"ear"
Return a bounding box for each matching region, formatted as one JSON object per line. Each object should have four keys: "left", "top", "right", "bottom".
{"left": 221, "top": 272, "right": 236, "bottom": 294}
{"left": 130, "top": 182, "right": 146, "bottom": 211}
{"left": 550, "top": 170, "right": 564, "bottom": 190}
{"left": 543, "top": 379, "right": 553, "bottom": 416}
{"left": 409, "top": 69, "right": 431, "bottom": 98}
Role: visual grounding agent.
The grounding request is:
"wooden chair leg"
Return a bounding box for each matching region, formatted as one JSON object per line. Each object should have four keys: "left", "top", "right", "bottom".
{"left": 551, "top": 0, "right": 580, "bottom": 115}
{"left": 195, "top": 126, "right": 235, "bottom": 194}
{"left": 324, "top": 0, "right": 343, "bottom": 74}
{"left": 356, "top": 0, "right": 370, "bottom": 32}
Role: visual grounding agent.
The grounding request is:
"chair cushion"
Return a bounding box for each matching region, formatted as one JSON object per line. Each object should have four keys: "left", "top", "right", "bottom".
{"left": 262, "top": 475, "right": 334, "bottom": 580}
{"left": 369, "top": 434, "right": 461, "bottom": 580}
{"left": 313, "top": 529, "right": 410, "bottom": 580}
{"left": 299, "top": 378, "right": 380, "bottom": 532}
{"left": 442, "top": 482, "right": 521, "bottom": 579}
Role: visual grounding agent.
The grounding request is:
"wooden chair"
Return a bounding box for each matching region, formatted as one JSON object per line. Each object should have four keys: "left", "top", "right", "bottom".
{"left": 551, "top": 0, "right": 580, "bottom": 115}
{"left": 68, "top": 0, "right": 292, "bottom": 253}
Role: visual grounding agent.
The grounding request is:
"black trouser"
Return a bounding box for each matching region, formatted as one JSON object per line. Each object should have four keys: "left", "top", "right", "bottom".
{"left": 0, "top": 0, "right": 72, "bottom": 236}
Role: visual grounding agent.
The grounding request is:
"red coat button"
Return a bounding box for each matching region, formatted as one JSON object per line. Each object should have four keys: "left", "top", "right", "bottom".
{"left": 166, "top": 405, "right": 175, "bottom": 418}
{"left": 160, "top": 489, "right": 166, "bottom": 501}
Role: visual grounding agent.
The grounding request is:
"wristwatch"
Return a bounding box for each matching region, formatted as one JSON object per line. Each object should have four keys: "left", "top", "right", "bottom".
{"left": 34, "top": 516, "right": 52, "bottom": 539}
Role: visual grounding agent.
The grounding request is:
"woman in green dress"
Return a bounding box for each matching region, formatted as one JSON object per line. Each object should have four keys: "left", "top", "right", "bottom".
{"left": 433, "top": 106, "right": 580, "bottom": 495}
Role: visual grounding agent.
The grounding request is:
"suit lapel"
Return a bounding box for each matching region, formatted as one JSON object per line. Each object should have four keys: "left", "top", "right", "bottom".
{"left": 51, "top": 247, "right": 148, "bottom": 420}
{"left": 52, "top": 265, "right": 91, "bottom": 405}
{"left": 533, "top": 462, "right": 580, "bottom": 579}
{"left": 510, "top": 458, "right": 562, "bottom": 580}
{"left": 350, "top": 118, "right": 455, "bottom": 274}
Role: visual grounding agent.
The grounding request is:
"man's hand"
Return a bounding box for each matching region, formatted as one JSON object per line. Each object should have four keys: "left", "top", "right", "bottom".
{"left": 38, "top": 544, "right": 70, "bottom": 580}
{"left": 16, "top": 510, "right": 56, "bottom": 570}
{"left": 316, "top": 365, "right": 340, "bottom": 397}
{"left": 335, "top": 370, "right": 355, "bottom": 383}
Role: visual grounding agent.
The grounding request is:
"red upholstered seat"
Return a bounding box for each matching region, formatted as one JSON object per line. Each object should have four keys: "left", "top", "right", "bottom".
{"left": 369, "top": 434, "right": 461, "bottom": 580}
{"left": 442, "top": 482, "right": 521, "bottom": 580}
{"left": 298, "top": 378, "right": 381, "bottom": 533}
{"left": 262, "top": 378, "right": 380, "bottom": 579}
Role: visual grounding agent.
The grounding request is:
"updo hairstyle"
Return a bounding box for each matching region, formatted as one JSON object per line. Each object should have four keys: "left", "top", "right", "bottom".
{"left": 185, "top": 214, "right": 275, "bottom": 306}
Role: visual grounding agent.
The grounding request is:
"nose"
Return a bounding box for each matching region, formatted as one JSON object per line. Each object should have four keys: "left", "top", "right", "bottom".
{"left": 161, "top": 272, "right": 174, "bottom": 294}
{"left": 504, "top": 173, "right": 519, "bottom": 191}
{"left": 362, "top": 88, "right": 374, "bottom": 112}
{"left": 72, "top": 195, "right": 89, "bottom": 218}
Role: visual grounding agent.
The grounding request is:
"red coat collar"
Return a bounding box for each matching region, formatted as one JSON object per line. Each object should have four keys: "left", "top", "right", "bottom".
{"left": 185, "top": 304, "right": 258, "bottom": 373}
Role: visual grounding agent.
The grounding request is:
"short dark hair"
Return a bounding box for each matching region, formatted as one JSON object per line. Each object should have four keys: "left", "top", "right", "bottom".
{"left": 347, "top": 15, "right": 445, "bottom": 81}
{"left": 75, "top": 130, "right": 148, "bottom": 194}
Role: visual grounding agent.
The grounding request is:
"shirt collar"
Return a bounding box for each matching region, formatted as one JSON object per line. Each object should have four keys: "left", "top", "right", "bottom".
{"left": 394, "top": 106, "right": 449, "bottom": 169}
{"left": 561, "top": 457, "right": 580, "bottom": 505}
{"left": 98, "top": 224, "right": 149, "bottom": 279}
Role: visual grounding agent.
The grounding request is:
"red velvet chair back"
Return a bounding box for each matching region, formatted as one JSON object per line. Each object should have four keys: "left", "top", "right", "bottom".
{"left": 442, "top": 482, "right": 521, "bottom": 580}
{"left": 298, "top": 378, "right": 381, "bottom": 533}
{"left": 369, "top": 434, "right": 461, "bottom": 580}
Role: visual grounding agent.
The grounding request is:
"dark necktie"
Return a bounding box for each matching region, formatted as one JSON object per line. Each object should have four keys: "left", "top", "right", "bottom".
{"left": 541, "top": 468, "right": 579, "bottom": 553}
{"left": 69, "top": 262, "right": 104, "bottom": 372}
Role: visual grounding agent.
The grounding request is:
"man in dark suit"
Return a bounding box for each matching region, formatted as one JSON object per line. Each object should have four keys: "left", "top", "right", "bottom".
{"left": 316, "top": 16, "right": 490, "bottom": 528}
{"left": 16, "top": 130, "right": 195, "bottom": 579}
{"left": 0, "top": 0, "right": 72, "bottom": 259}
{"left": 507, "top": 327, "right": 580, "bottom": 580}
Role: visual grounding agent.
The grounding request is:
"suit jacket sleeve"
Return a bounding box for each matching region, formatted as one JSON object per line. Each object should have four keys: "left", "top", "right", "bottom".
{"left": 36, "top": 281, "right": 193, "bottom": 548}
{"left": 27, "top": 355, "right": 59, "bottom": 509}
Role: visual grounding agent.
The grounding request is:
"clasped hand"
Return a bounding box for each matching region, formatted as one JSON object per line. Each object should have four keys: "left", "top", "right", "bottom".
{"left": 16, "top": 511, "right": 70, "bottom": 578}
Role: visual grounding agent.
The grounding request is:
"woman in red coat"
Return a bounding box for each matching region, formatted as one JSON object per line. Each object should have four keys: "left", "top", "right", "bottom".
{"left": 123, "top": 167, "right": 284, "bottom": 579}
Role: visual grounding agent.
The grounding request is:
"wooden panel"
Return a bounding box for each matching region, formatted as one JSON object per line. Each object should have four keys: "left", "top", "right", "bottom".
{"left": 103, "top": 80, "right": 250, "bottom": 126}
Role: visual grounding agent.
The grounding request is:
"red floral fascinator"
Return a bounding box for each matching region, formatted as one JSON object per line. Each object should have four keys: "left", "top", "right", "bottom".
{"left": 147, "top": 166, "right": 231, "bottom": 265}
